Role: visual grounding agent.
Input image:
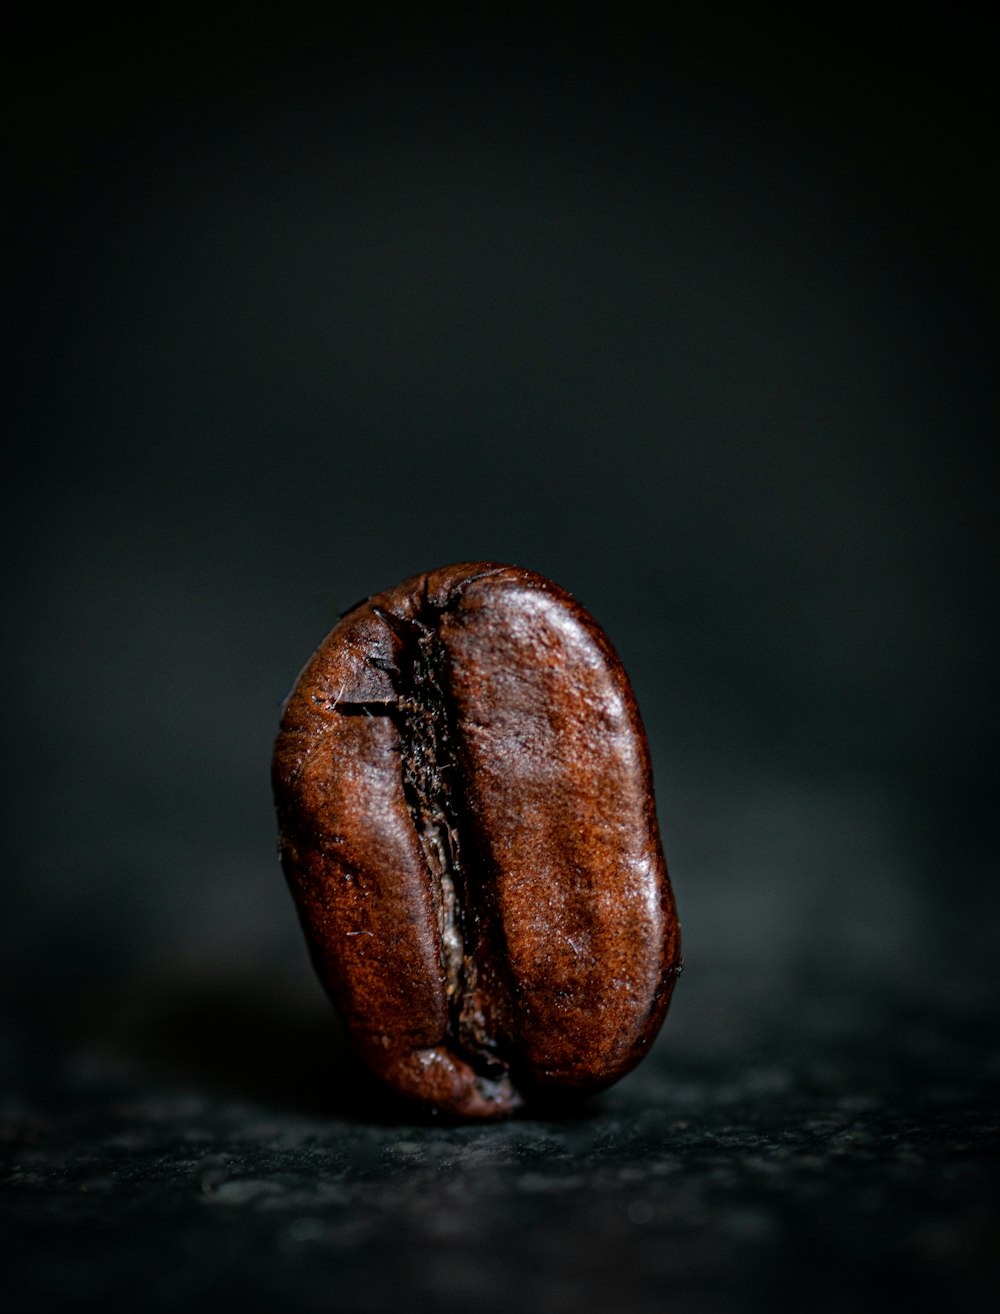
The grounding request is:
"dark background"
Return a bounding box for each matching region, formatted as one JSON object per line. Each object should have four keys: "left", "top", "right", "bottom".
{"left": 3, "top": 9, "right": 997, "bottom": 1313}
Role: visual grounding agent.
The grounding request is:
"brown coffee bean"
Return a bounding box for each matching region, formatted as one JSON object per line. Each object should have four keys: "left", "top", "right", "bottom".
{"left": 272, "top": 562, "right": 681, "bottom": 1118}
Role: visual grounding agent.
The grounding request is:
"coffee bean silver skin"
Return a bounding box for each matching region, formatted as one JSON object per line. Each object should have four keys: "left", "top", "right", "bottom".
{"left": 272, "top": 563, "right": 681, "bottom": 1118}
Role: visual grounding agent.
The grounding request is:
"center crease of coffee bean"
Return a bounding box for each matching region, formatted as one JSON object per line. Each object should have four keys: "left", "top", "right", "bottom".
{"left": 370, "top": 604, "right": 512, "bottom": 1084}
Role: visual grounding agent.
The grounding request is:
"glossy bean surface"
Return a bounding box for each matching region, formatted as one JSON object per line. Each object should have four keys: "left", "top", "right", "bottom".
{"left": 272, "top": 562, "right": 681, "bottom": 1117}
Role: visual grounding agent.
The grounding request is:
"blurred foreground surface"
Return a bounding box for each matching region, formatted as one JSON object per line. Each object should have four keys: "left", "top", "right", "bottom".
{"left": 4, "top": 946, "right": 997, "bottom": 1314}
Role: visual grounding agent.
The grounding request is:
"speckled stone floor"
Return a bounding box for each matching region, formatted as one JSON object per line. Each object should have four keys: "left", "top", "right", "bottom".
{"left": 4, "top": 959, "right": 997, "bottom": 1314}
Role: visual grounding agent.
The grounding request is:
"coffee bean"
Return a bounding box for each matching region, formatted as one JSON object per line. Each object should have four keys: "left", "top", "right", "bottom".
{"left": 272, "top": 563, "right": 681, "bottom": 1118}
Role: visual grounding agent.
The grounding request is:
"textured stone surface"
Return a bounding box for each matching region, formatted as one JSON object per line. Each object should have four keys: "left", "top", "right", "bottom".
{"left": 3, "top": 959, "right": 997, "bottom": 1314}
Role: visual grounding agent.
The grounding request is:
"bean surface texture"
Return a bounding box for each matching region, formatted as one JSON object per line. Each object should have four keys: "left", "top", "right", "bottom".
{"left": 272, "top": 563, "right": 681, "bottom": 1117}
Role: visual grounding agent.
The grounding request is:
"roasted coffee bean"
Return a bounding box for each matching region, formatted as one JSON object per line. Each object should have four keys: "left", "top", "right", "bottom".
{"left": 272, "top": 562, "right": 681, "bottom": 1118}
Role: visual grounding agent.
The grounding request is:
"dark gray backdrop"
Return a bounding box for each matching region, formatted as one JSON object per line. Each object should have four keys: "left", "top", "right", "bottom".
{"left": 4, "top": 11, "right": 997, "bottom": 1313}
